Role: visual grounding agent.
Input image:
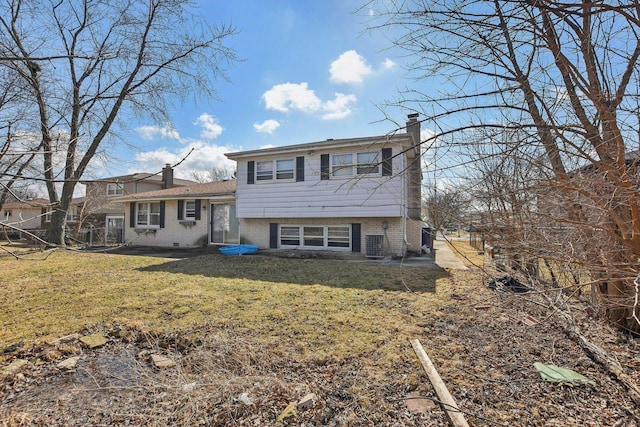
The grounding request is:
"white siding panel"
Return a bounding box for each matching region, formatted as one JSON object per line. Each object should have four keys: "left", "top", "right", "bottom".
{"left": 235, "top": 146, "right": 409, "bottom": 219}
{"left": 236, "top": 178, "right": 405, "bottom": 218}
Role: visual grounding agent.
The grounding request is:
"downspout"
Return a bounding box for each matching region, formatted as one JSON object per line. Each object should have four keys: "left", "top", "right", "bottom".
{"left": 402, "top": 150, "right": 409, "bottom": 257}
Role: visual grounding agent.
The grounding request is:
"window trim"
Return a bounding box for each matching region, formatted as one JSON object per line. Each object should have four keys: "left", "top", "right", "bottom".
{"left": 330, "top": 150, "right": 382, "bottom": 178}
{"left": 253, "top": 158, "right": 297, "bottom": 182}
{"left": 106, "top": 182, "right": 124, "bottom": 196}
{"left": 356, "top": 151, "right": 380, "bottom": 175}
{"left": 184, "top": 200, "right": 196, "bottom": 219}
{"left": 279, "top": 224, "right": 351, "bottom": 251}
{"left": 256, "top": 160, "right": 273, "bottom": 181}
{"left": 136, "top": 201, "right": 161, "bottom": 228}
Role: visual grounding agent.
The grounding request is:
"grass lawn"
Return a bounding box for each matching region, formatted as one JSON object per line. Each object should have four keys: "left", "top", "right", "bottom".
{"left": 0, "top": 249, "right": 460, "bottom": 376}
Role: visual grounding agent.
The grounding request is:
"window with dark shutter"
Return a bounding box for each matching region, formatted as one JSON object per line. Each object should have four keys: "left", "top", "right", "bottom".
{"left": 296, "top": 156, "right": 305, "bottom": 182}
{"left": 351, "top": 223, "right": 361, "bottom": 253}
{"left": 247, "top": 161, "right": 255, "bottom": 184}
{"left": 320, "top": 154, "right": 330, "bottom": 180}
{"left": 159, "top": 201, "right": 165, "bottom": 228}
{"left": 195, "top": 199, "right": 201, "bottom": 220}
{"left": 270, "top": 223, "right": 278, "bottom": 248}
{"left": 177, "top": 200, "right": 184, "bottom": 220}
{"left": 129, "top": 203, "right": 136, "bottom": 228}
{"left": 382, "top": 148, "right": 392, "bottom": 176}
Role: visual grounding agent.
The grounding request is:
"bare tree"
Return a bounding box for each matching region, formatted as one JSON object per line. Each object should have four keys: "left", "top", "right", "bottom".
{"left": 369, "top": 0, "right": 640, "bottom": 332}
{"left": 0, "top": 0, "right": 237, "bottom": 245}
{"left": 190, "top": 166, "right": 236, "bottom": 183}
{"left": 422, "top": 185, "right": 467, "bottom": 235}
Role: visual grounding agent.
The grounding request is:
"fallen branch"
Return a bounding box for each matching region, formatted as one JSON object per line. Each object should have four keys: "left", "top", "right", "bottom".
{"left": 410, "top": 338, "right": 470, "bottom": 427}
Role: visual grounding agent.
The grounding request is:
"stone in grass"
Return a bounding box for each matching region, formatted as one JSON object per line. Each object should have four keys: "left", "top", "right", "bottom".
{"left": 79, "top": 333, "right": 107, "bottom": 349}
{"left": 297, "top": 393, "right": 317, "bottom": 411}
{"left": 1, "top": 359, "right": 28, "bottom": 377}
{"left": 57, "top": 356, "right": 80, "bottom": 370}
{"left": 50, "top": 333, "right": 81, "bottom": 345}
{"left": 151, "top": 354, "right": 177, "bottom": 369}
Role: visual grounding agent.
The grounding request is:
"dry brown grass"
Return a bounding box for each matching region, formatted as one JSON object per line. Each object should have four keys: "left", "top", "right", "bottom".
{"left": 0, "top": 250, "right": 451, "bottom": 376}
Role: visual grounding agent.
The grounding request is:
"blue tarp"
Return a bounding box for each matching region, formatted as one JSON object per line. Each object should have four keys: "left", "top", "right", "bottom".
{"left": 219, "top": 244, "right": 259, "bottom": 255}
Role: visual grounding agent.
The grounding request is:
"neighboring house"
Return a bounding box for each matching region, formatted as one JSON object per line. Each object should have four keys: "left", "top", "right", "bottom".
{"left": 117, "top": 180, "right": 237, "bottom": 247}
{"left": 44, "top": 164, "right": 197, "bottom": 245}
{"left": 0, "top": 198, "right": 50, "bottom": 236}
{"left": 224, "top": 113, "right": 424, "bottom": 257}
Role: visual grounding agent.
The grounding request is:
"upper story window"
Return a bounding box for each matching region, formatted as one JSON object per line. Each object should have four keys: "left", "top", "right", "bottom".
{"left": 256, "top": 161, "right": 273, "bottom": 181}
{"left": 3, "top": 210, "right": 11, "bottom": 220}
{"left": 107, "top": 183, "right": 124, "bottom": 196}
{"left": 136, "top": 202, "right": 161, "bottom": 227}
{"left": 276, "top": 159, "right": 294, "bottom": 179}
{"left": 184, "top": 200, "right": 196, "bottom": 219}
{"left": 356, "top": 152, "right": 380, "bottom": 175}
{"left": 330, "top": 151, "right": 380, "bottom": 177}
{"left": 332, "top": 154, "right": 352, "bottom": 177}
{"left": 256, "top": 159, "right": 295, "bottom": 181}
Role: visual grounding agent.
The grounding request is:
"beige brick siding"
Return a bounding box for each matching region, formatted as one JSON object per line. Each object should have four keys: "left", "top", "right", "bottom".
{"left": 240, "top": 216, "right": 423, "bottom": 257}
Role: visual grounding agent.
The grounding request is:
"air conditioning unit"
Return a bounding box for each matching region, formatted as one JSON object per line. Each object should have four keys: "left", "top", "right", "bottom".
{"left": 365, "top": 234, "right": 384, "bottom": 258}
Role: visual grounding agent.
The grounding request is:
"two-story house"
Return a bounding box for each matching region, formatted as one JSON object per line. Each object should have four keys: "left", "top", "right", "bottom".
{"left": 116, "top": 114, "right": 423, "bottom": 256}
{"left": 45, "top": 165, "right": 197, "bottom": 245}
{"left": 225, "top": 114, "right": 423, "bottom": 257}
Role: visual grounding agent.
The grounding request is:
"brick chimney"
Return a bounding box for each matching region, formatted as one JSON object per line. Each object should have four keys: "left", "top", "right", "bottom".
{"left": 406, "top": 113, "right": 422, "bottom": 220}
{"left": 161, "top": 163, "right": 174, "bottom": 189}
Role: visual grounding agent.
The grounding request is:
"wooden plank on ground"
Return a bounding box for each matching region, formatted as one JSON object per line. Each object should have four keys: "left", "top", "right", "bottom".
{"left": 410, "top": 339, "right": 470, "bottom": 427}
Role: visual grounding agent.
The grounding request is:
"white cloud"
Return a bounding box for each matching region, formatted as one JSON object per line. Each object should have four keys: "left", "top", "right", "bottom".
{"left": 253, "top": 119, "right": 281, "bottom": 134}
{"left": 330, "top": 50, "right": 372, "bottom": 84}
{"left": 134, "top": 141, "right": 236, "bottom": 180}
{"left": 135, "top": 123, "right": 180, "bottom": 141}
{"left": 194, "top": 113, "right": 224, "bottom": 140}
{"left": 322, "top": 93, "right": 357, "bottom": 120}
{"left": 262, "top": 83, "right": 357, "bottom": 121}
{"left": 262, "top": 82, "right": 322, "bottom": 113}
{"left": 382, "top": 58, "right": 397, "bottom": 70}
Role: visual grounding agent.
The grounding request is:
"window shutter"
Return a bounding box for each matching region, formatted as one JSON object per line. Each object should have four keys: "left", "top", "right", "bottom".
{"left": 129, "top": 203, "right": 136, "bottom": 228}
{"left": 320, "top": 154, "right": 330, "bottom": 180}
{"left": 159, "top": 201, "right": 165, "bottom": 228}
{"left": 195, "top": 199, "right": 201, "bottom": 220}
{"left": 247, "top": 161, "right": 255, "bottom": 184}
{"left": 177, "top": 200, "right": 184, "bottom": 220}
{"left": 296, "top": 156, "right": 305, "bottom": 182}
{"left": 352, "top": 223, "right": 361, "bottom": 253}
{"left": 382, "top": 148, "right": 393, "bottom": 176}
{"left": 269, "top": 223, "right": 278, "bottom": 249}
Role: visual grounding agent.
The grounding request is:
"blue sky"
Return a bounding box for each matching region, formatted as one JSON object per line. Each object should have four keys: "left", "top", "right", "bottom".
{"left": 104, "top": 1, "right": 420, "bottom": 180}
